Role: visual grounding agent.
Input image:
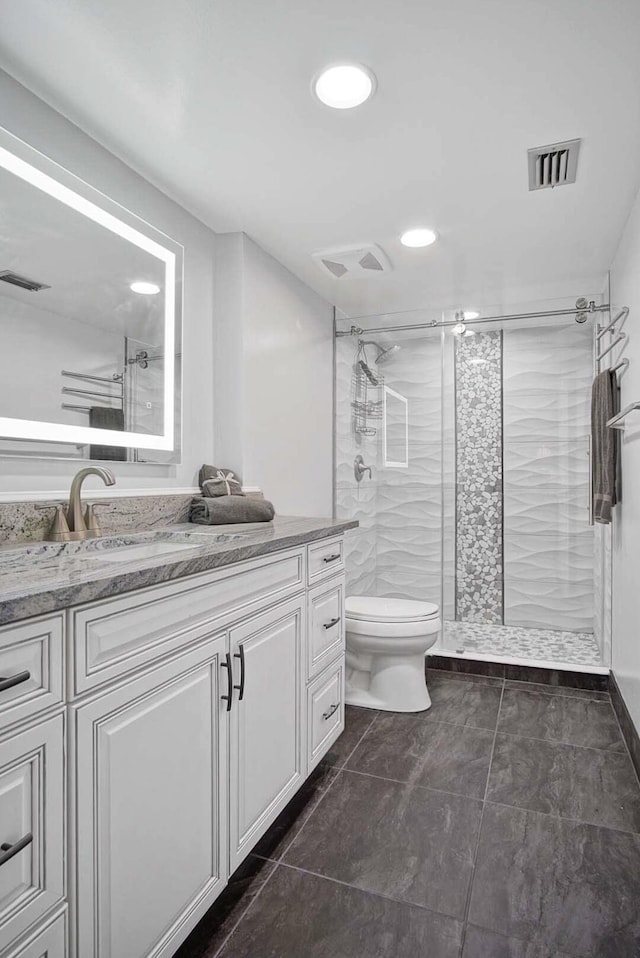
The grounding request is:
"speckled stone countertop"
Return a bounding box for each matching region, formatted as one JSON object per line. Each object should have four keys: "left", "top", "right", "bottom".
{"left": 0, "top": 517, "right": 357, "bottom": 626}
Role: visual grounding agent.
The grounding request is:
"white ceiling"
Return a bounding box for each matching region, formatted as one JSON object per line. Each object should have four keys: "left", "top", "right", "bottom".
{"left": 1, "top": 0, "right": 640, "bottom": 317}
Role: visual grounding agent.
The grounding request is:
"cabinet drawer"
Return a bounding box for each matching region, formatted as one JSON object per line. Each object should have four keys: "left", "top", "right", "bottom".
{"left": 307, "top": 660, "right": 344, "bottom": 772}
{"left": 307, "top": 537, "right": 344, "bottom": 586}
{"left": 3, "top": 907, "right": 67, "bottom": 958}
{"left": 0, "top": 714, "right": 65, "bottom": 953}
{"left": 307, "top": 578, "right": 344, "bottom": 681}
{"left": 0, "top": 615, "right": 64, "bottom": 734}
{"left": 70, "top": 547, "right": 305, "bottom": 697}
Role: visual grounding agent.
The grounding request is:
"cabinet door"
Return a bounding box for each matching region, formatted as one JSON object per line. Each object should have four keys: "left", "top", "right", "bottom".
{"left": 229, "top": 597, "right": 305, "bottom": 872}
{"left": 71, "top": 635, "right": 229, "bottom": 958}
{"left": 0, "top": 714, "right": 64, "bottom": 954}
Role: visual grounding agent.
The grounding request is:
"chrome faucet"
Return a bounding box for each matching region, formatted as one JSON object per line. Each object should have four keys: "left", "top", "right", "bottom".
{"left": 47, "top": 467, "right": 116, "bottom": 541}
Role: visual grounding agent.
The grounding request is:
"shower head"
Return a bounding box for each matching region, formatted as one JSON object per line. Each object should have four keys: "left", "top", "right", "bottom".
{"left": 359, "top": 339, "right": 401, "bottom": 366}
{"left": 375, "top": 343, "right": 401, "bottom": 365}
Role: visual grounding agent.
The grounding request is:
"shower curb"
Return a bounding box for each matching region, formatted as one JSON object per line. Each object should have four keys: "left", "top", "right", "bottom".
{"left": 426, "top": 654, "right": 610, "bottom": 692}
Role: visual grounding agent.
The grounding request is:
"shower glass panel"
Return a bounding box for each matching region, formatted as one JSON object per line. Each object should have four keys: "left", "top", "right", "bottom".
{"left": 441, "top": 313, "right": 601, "bottom": 667}
{"left": 334, "top": 300, "right": 607, "bottom": 671}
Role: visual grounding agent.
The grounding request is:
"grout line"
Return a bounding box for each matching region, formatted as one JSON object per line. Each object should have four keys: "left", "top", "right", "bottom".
{"left": 459, "top": 680, "right": 505, "bottom": 957}
{"left": 339, "top": 709, "right": 381, "bottom": 768}
{"left": 211, "top": 856, "right": 280, "bottom": 958}
{"left": 332, "top": 765, "right": 485, "bottom": 804}
{"left": 272, "top": 858, "right": 467, "bottom": 923}
{"left": 493, "top": 726, "right": 628, "bottom": 754}
{"left": 360, "top": 712, "right": 499, "bottom": 735}
{"left": 482, "top": 798, "right": 640, "bottom": 839}
{"left": 500, "top": 683, "right": 610, "bottom": 702}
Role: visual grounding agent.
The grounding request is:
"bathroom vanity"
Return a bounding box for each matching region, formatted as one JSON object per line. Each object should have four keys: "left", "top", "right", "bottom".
{"left": 0, "top": 518, "right": 355, "bottom": 958}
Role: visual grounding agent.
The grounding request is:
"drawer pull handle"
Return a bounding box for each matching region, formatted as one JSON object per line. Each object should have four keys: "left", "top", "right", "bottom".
{"left": 220, "top": 653, "right": 233, "bottom": 712}
{"left": 323, "top": 617, "right": 340, "bottom": 631}
{"left": 323, "top": 554, "right": 341, "bottom": 564}
{"left": 322, "top": 703, "right": 340, "bottom": 721}
{"left": 0, "top": 832, "right": 33, "bottom": 868}
{"left": 233, "top": 645, "right": 246, "bottom": 701}
{"left": 0, "top": 671, "right": 30, "bottom": 694}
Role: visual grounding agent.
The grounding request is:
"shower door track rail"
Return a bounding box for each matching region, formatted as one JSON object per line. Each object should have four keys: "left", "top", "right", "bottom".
{"left": 336, "top": 302, "right": 616, "bottom": 336}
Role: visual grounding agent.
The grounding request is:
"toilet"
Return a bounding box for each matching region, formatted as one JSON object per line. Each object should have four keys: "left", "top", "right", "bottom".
{"left": 345, "top": 596, "right": 441, "bottom": 712}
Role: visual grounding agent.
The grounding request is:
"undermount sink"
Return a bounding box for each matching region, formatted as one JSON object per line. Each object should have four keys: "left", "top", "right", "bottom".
{"left": 86, "top": 541, "right": 202, "bottom": 563}
{"left": 0, "top": 530, "right": 248, "bottom": 569}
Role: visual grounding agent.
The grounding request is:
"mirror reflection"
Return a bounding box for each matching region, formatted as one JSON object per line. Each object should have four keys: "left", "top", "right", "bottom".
{"left": 0, "top": 134, "right": 181, "bottom": 462}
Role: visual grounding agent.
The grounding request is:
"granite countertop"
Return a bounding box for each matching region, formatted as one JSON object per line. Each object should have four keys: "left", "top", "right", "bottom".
{"left": 0, "top": 516, "right": 358, "bottom": 626}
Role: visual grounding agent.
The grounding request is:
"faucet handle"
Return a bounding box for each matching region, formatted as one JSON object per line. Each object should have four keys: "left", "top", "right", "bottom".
{"left": 84, "top": 502, "right": 112, "bottom": 537}
{"left": 48, "top": 505, "right": 72, "bottom": 542}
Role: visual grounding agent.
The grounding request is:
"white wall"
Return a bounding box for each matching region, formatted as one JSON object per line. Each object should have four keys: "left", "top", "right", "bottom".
{"left": 610, "top": 186, "right": 640, "bottom": 732}
{"left": 0, "top": 69, "right": 216, "bottom": 496}
{"left": 214, "top": 233, "right": 334, "bottom": 517}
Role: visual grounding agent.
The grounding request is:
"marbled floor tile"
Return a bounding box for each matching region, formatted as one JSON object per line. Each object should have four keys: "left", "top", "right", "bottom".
{"left": 468, "top": 804, "right": 640, "bottom": 957}
{"left": 426, "top": 668, "right": 503, "bottom": 689}
{"left": 346, "top": 714, "right": 494, "bottom": 799}
{"left": 498, "top": 688, "right": 625, "bottom": 751}
{"left": 487, "top": 733, "right": 640, "bottom": 833}
{"left": 217, "top": 865, "right": 463, "bottom": 958}
{"left": 174, "top": 855, "right": 276, "bottom": 958}
{"left": 322, "top": 705, "right": 379, "bottom": 768}
{"left": 462, "top": 925, "right": 575, "bottom": 958}
{"left": 282, "top": 770, "right": 482, "bottom": 919}
{"left": 424, "top": 672, "right": 503, "bottom": 729}
{"left": 504, "top": 680, "right": 610, "bottom": 702}
{"left": 251, "top": 763, "right": 339, "bottom": 861}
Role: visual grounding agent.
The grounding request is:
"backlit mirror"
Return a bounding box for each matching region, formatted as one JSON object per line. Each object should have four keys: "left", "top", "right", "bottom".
{"left": 0, "top": 127, "right": 182, "bottom": 463}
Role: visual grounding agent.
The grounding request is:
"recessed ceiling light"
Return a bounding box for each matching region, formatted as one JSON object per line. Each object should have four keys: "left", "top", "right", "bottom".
{"left": 463, "top": 310, "right": 479, "bottom": 320}
{"left": 313, "top": 64, "right": 376, "bottom": 109}
{"left": 400, "top": 228, "right": 438, "bottom": 248}
{"left": 130, "top": 281, "right": 160, "bottom": 295}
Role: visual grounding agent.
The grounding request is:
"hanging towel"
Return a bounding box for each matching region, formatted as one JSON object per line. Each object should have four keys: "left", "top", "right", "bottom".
{"left": 89, "top": 406, "right": 126, "bottom": 461}
{"left": 190, "top": 495, "right": 275, "bottom": 525}
{"left": 591, "top": 370, "right": 620, "bottom": 524}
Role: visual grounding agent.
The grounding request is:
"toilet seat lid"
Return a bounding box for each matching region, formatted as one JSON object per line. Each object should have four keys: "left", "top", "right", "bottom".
{"left": 345, "top": 595, "right": 439, "bottom": 623}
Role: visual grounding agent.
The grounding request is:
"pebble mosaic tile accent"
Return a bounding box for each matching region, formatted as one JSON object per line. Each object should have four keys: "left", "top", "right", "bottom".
{"left": 444, "top": 619, "right": 601, "bottom": 666}
{"left": 454, "top": 331, "right": 504, "bottom": 624}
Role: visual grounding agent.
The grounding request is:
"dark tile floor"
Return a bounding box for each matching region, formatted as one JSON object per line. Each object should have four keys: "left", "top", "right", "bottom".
{"left": 175, "top": 669, "right": 640, "bottom": 958}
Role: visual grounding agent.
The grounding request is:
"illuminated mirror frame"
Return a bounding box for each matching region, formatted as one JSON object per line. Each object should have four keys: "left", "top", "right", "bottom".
{"left": 383, "top": 385, "right": 409, "bottom": 468}
{"left": 0, "top": 127, "right": 183, "bottom": 452}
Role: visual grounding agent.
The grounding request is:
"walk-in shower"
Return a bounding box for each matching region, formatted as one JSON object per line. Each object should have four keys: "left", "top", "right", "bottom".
{"left": 334, "top": 297, "right": 623, "bottom": 672}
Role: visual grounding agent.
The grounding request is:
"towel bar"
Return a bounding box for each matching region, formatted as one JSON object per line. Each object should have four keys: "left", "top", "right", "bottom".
{"left": 596, "top": 307, "right": 629, "bottom": 341}
{"left": 596, "top": 332, "right": 625, "bottom": 363}
{"left": 607, "top": 401, "right": 640, "bottom": 430}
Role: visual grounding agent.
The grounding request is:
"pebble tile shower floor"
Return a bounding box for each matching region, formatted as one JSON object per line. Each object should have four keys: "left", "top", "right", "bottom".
{"left": 444, "top": 621, "right": 602, "bottom": 666}
{"left": 176, "top": 670, "right": 640, "bottom": 958}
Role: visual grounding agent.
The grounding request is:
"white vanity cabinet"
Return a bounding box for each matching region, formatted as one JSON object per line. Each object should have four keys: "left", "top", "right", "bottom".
{"left": 228, "top": 596, "right": 305, "bottom": 872}
{"left": 0, "top": 535, "right": 346, "bottom": 958}
{"left": 69, "top": 632, "right": 229, "bottom": 958}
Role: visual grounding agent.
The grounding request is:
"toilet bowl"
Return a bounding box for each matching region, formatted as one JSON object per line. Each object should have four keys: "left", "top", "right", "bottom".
{"left": 345, "top": 596, "right": 441, "bottom": 712}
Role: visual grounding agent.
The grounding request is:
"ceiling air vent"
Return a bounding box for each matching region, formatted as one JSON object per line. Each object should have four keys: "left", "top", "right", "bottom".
{"left": 312, "top": 244, "right": 392, "bottom": 280}
{"left": 528, "top": 138, "right": 581, "bottom": 190}
{"left": 0, "top": 270, "right": 50, "bottom": 292}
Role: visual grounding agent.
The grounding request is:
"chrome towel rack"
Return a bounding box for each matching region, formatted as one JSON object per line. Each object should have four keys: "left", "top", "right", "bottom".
{"left": 607, "top": 402, "right": 640, "bottom": 431}
{"left": 596, "top": 306, "right": 629, "bottom": 367}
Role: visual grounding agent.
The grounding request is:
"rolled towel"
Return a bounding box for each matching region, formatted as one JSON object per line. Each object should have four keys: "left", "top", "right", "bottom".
{"left": 199, "top": 464, "right": 244, "bottom": 497}
{"left": 190, "top": 495, "right": 275, "bottom": 525}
